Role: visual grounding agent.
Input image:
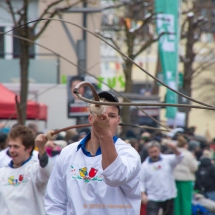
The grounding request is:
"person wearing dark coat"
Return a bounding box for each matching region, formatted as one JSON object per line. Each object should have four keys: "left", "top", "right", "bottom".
{"left": 195, "top": 157, "right": 215, "bottom": 201}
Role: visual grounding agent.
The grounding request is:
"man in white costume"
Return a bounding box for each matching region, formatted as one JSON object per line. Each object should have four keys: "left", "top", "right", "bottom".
{"left": 140, "top": 141, "right": 183, "bottom": 215}
{"left": 45, "top": 91, "right": 141, "bottom": 215}
{"left": 0, "top": 125, "right": 53, "bottom": 215}
{"left": 0, "top": 146, "right": 39, "bottom": 168}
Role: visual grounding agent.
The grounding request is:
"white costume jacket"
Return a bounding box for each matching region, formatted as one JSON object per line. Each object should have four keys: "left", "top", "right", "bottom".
{"left": 0, "top": 147, "right": 39, "bottom": 168}
{"left": 45, "top": 134, "right": 141, "bottom": 215}
{"left": 0, "top": 158, "right": 53, "bottom": 215}
{"left": 140, "top": 153, "right": 183, "bottom": 202}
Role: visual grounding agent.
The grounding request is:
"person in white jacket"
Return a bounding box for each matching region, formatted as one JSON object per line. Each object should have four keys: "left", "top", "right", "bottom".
{"left": 140, "top": 141, "right": 183, "bottom": 215}
{"left": 174, "top": 135, "right": 198, "bottom": 215}
{"left": 0, "top": 125, "right": 53, "bottom": 215}
{"left": 45, "top": 91, "right": 141, "bottom": 215}
{"left": 0, "top": 146, "right": 39, "bottom": 168}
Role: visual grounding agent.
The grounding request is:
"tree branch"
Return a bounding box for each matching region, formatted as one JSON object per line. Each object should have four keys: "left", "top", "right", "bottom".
{"left": 182, "top": 8, "right": 194, "bottom": 15}
{"left": 132, "top": 12, "right": 154, "bottom": 36}
{"left": 181, "top": 17, "right": 188, "bottom": 39}
{"left": 32, "top": 0, "right": 64, "bottom": 29}
{"left": 34, "top": 0, "right": 82, "bottom": 40}
{"left": 192, "top": 61, "right": 215, "bottom": 79}
{"left": 121, "top": 18, "right": 135, "bottom": 58}
{"left": 96, "top": 32, "right": 121, "bottom": 52}
{"left": 0, "top": 3, "right": 10, "bottom": 13}
{"left": 33, "top": 0, "right": 83, "bottom": 30}
{"left": 133, "top": 32, "right": 168, "bottom": 59}
{"left": 5, "top": 0, "right": 16, "bottom": 25}
{"left": 179, "top": 55, "right": 187, "bottom": 63}
{"left": 193, "top": 50, "right": 215, "bottom": 72}
{"left": 15, "top": 4, "right": 25, "bottom": 17}
{"left": 193, "top": 16, "right": 208, "bottom": 29}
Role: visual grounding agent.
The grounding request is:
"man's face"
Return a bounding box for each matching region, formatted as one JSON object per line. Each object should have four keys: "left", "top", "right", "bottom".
{"left": 71, "top": 80, "right": 85, "bottom": 99}
{"left": 89, "top": 106, "right": 120, "bottom": 135}
{"left": 8, "top": 137, "right": 32, "bottom": 168}
{"left": 148, "top": 146, "right": 160, "bottom": 161}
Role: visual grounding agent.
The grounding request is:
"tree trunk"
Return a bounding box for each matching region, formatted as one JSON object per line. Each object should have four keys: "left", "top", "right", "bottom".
{"left": 19, "top": 39, "right": 29, "bottom": 124}
{"left": 152, "top": 51, "right": 161, "bottom": 95}
{"left": 183, "top": 70, "right": 192, "bottom": 127}
{"left": 183, "top": 16, "right": 195, "bottom": 127}
{"left": 19, "top": 1, "right": 29, "bottom": 124}
{"left": 120, "top": 60, "right": 133, "bottom": 139}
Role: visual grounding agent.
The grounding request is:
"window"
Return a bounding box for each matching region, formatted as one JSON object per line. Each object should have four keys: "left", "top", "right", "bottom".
{"left": 0, "top": 27, "right": 4, "bottom": 58}
{"left": 13, "top": 28, "right": 35, "bottom": 58}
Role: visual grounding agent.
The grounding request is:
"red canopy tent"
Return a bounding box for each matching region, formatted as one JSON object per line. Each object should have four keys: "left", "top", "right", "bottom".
{"left": 0, "top": 84, "right": 47, "bottom": 120}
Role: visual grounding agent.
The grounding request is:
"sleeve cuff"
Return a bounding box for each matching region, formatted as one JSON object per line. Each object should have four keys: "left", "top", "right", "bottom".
{"left": 101, "top": 155, "right": 122, "bottom": 177}
{"left": 140, "top": 184, "right": 145, "bottom": 193}
{"left": 38, "top": 152, "right": 49, "bottom": 168}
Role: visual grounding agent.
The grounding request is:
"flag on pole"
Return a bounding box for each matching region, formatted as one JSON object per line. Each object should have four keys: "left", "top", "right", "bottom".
{"left": 155, "top": 0, "right": 181, "bottom": 119}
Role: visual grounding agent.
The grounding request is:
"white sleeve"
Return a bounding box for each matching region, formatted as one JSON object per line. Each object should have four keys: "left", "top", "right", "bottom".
{"left": 101, "top": 148, "right": 141, "bottom": 197}
{"left": 31, "top": 158, "right": 53, "bottom": 186}
{"left": 44, "top": 155, "right": 67, "bottom": 215}
{"left": 140, "top": 163, "right": 147, "bottom": 193}
{"left": 166, "top": 154, "right": 184, "bottom": 169}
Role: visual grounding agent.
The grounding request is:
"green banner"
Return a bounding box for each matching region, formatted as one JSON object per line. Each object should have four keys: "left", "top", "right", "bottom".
{"left": 155, "top": 0, "right": 181, "bottom": 119}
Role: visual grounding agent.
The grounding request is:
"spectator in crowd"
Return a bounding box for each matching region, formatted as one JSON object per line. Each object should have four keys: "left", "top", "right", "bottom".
{"left": 129, "top": 138, "right": 140, "bottom": 153}
{"left": 139, "top": 132, "right": 151, "bottom": 145}
{"left": 0, "top": 133, "right": 7, "bottom": 151}
{"left": 210, "top": 139, "right": 215, "bottom": 161}
{"left": 0, "top": 133, "right": 9, "bottom": 168}
{"left": 0, "top": 125, "right": 52, "bottom": 215}
{"left": 45, "top": 91, "right": 141, "bottom": 215}
{"left": 70, "top": 134, "right": 80, "bottom": 143}
{"left": 27, "top": 122, "right": 38, "bottom": 137}
{"left": 78, "top": 128, "right": 91, "bottom": 141}
{"left": 140, "top": 141, "right": 183, "bottom": 215}
{"left": 65, "top": 129, "right": 78, "bottom": 144}
{"left": 45, "top": 140, "right": 67, "bottom": 166}
{"left": 195, "top": 137, "right": 208, "bottom": 161}
{"left": 126, "top": 129, "right": 136, "bottom": 139}
{"left": 189, "top": 140, "right": 201, "bottom": 160}
{"left": 174, "top": 136, "right": 198, "bottom": 215}
{"left": 152, "top": 131, "right": 163, "bottom": 143}
{"left": 195, "top": 154, "right": 215, "bottom": 201}
{"left": 68, "top": 76, "right": 85, "bottom": 104}
{"left": 140, "top": 131, "right": 151, "bottom": 162}
{"left": 78, "top": 131, "right": 88, "bottom": 140}
{"left": 202, "top": 149, "right": 213, "bottom": 160}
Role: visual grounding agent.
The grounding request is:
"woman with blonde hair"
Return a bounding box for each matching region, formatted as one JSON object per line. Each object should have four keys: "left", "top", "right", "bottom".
{"left": 174, "top": 135, "right": 198, "bottom": 215}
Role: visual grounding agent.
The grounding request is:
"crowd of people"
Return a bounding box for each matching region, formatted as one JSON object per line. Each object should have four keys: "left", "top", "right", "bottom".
{"left": 0, "top": 92, "right": 215, "bottom": 214}
{"left": 126, "top": 127, "right": 215, "bottom": 215}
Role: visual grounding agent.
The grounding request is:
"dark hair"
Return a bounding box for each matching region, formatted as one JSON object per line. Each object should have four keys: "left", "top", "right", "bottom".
{"left": 8, "top": 125, "right": 35, "bottom": 156}
{"left": 69, "top": 76, "right": 84, "bottom": 88}
{"left": 129, "top": 138, "right": 139, "bottom": 151}
{"left": 0, "top": 133, "right": 7, "bottom": 150}
{"left": 98, "top": 91, "right": 120, "bottom": 115}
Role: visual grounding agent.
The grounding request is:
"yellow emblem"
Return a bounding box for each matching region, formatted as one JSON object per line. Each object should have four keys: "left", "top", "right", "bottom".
{"left": 79, "top": 167, "right": 87, "bottom": 177}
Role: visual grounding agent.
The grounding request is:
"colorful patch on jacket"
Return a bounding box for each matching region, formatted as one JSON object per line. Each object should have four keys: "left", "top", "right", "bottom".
{"left": 1, "top": 174, "right": 29, "bottom": 186}
{"left": 71, "top": 166, "right": 103, "bottom": 183}
{"left": 153, "top": 165, "right": 162, "bottom": 170}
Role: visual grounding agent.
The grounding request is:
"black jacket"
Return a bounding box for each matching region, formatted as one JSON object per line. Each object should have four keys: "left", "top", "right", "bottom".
{"left": 195, "top": 157, "right": 215, "bottom": 192}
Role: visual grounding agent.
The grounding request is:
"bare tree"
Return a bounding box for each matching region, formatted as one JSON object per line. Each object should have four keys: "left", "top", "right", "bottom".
{"left": 100, "top": 0, "right": 164, "bottom": 137}
{"left": 180, "top": 0, "right": 215, "bottom": 126}
{"left": 3, "top": 0, "right": 86, "bottom": 123}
